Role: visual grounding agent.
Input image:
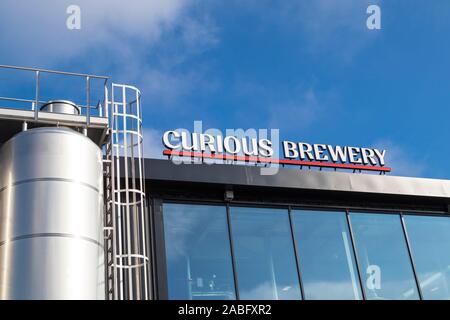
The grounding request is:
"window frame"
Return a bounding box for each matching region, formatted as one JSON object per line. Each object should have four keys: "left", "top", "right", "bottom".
{"left": 291, "top": 208, "right": 364, "bottom": 300}
{"left": 152, "top": 197, "right": 448, "bottom": 300}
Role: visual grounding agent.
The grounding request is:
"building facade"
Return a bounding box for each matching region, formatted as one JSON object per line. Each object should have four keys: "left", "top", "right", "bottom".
{"left": 145, "top": 158, "right": 450, "bottom": 300}
{"left": 1, "top": 65, "right": 450, "bottom": 300}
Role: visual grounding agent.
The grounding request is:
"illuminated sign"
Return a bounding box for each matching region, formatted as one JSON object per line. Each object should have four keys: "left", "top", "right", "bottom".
{"left": 162, "top": 131, "right": 391, "bottom": 173}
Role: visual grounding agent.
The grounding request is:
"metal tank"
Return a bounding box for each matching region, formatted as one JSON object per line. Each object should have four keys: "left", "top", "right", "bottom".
{"left": 0, "top": 126, "right": 104, "bottom": 299}
{"left": 40, "top": 100, "right": 80, "bottom": 115}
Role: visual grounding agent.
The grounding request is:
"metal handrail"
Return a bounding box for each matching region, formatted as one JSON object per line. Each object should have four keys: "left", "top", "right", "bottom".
{"left": 0, "top": 64, "right": 109, "bottom": 124}
{"left": 0, "top": 96, "right": 102, "bottom": 110}
{"left": 0, "top": 64, "right": 109, "bottom": 79}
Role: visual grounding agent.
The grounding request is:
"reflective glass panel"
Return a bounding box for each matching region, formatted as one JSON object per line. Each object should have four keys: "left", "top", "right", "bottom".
{"left": 404, "top": 215, "right": 450, "bottom": 300}
{"left": 292, "top": 210, "right": 362, "bottom": 300}
{"left": 163, "top": 203, "right": 236, "bottom": 300}
{"left": 349, "top": 213, "right": 419, "bottom": 300}
{"left": 230, "top": 207, "right": 301, "bottom": 300}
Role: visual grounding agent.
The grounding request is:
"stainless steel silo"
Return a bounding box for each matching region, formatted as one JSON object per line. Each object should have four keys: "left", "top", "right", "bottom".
{"left": 0, "top": 127, "right": 104, "bottom": 300}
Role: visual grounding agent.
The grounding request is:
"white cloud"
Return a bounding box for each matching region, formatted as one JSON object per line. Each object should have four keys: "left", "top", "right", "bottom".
{"left": 288, "top": 0, "right": 383, "bottom": 60}
{"left": 0, "top": 0, "right": 186, "bottom": 63}
{"left": 231, "top": 78, "right": 339, "bottom": 131}
{"left": 0, "top": 0, "right": 219, "bottom": 108}
{"left": 181, "top": 16, "right": 220, "bottom": 55}
{"left": 303, "top": 281, "right": 361, "bottom": 300}
{"left": 269, "top": 88, "right": 321, "bottom": 131}
{"left": 374, "top": 140, "right": 425, "bottom": 177}
{"left": 138, "top": 66, "right": 219, "bottom": 110}
{"left": 142, "top": 128, "right": 165, "bottom": 159}
{"left": 0, "top": 1, "right": 221, "bottom": 159}
{"left": 216, "top": 0, "right": 383, "bottom": 62}
{"left": 240, "top": 282, "right": 300, "bottom": 300}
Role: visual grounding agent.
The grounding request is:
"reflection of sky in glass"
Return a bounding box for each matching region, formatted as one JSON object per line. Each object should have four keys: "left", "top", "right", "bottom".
{"left": 163, "top": 203, "right": 235, "bottom": 300}
{"left": 162, "top": 202, "right": 450, "bottom": 300}
{"left": 292, "top": 210, "right": 362, "bottom": 300}
{"left": 404, "top": 215, "right": 450, "bottom": 300}
{"left": 230, "top": 207, "right": 301, "bottom": 300}
{"left": 350, "top": 213, "right": 419, "bottom": 300}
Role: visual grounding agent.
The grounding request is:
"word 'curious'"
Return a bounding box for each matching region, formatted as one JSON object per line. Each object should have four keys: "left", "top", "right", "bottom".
{"left": 162, "top": 131, "right": 387, "bottom": 167}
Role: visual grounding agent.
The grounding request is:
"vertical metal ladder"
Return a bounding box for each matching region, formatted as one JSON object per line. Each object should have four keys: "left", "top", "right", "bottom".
{"left": 103, "top": 83, "right": 150, "bottom": 300}
{"left": 104, "top": 132, "right": 114, "bottom": 299}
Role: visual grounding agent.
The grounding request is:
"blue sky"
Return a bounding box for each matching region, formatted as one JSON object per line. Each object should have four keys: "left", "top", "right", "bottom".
{"left": 0, "top": 1, "right": 449, "bottom": 178}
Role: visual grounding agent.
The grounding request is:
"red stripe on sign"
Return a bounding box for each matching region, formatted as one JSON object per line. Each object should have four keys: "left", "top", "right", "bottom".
{"left": 162, "top": 150, "right": 392, "bottom": 172}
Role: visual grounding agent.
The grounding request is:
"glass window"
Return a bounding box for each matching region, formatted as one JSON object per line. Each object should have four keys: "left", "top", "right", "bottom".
{"left": 230, "top": 207, "right": 301, "bottom": 300}
{"left": 349, "top": 213, "right": 419, "bottom": 300}
{"left": 292, "top": 210, "right": 362, "bottom": 300}
{"left": 163, "top": 203, "right": 236, "bottom": 300}
{"left": 404, "top": 215, "right": 450, "bottom": 300}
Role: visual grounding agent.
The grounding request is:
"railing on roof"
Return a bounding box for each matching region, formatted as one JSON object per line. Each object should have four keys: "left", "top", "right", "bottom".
{"left": 0, "top": 64, "right": 109, "bottom": 126}
{"left": 0, "top": 64, "right": 151, "bottom": 300}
